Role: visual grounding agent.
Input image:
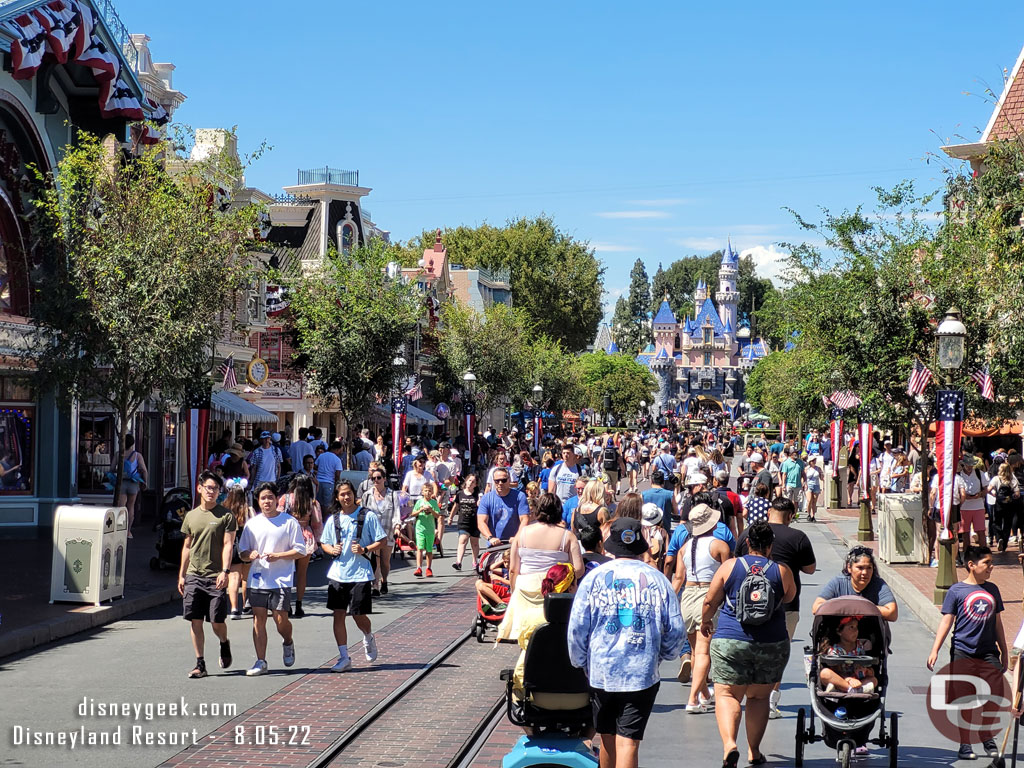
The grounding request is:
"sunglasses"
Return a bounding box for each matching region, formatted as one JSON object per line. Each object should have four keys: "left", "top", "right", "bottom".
{"left": 494, "top": 477, "right": 510, "bottom": 483}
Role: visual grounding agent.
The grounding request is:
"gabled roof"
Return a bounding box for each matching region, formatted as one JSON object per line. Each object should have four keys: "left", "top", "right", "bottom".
{"left": 690, "top": 297, "right": 727, "bottom": 338}
{"left": 653, "top": 299, "right": 677, "bottom": 325}
{"left": 983, "top": 44, "right": 1024, "bottom": 143}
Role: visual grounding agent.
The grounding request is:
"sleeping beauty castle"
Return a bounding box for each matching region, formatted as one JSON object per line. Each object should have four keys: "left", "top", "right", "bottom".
{"left": 634, "top": 241, "right": 769, "bottom": 418}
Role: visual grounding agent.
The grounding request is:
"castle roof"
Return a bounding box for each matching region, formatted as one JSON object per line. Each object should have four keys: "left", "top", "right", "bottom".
{"left": 653, "top": 299, "right": 677, "bottom": 325}
{"left": 690, "top": 297, "right": 728, "bottom": 338}
{"left": 606, "top": 340, "right": 620, "bottom": 354}
{"left": 722, "top": 238, "right": 739, "bottom": 266}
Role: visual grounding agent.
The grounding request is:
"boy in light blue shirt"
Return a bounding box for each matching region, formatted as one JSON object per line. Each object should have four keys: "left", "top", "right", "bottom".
{"left": 568, "top": 518, "right": 684, "bottom": 767}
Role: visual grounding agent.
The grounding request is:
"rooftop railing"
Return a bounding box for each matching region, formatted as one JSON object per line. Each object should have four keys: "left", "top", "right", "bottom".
{"left": 296, "top": 167, "right": 359, "bottom": 187}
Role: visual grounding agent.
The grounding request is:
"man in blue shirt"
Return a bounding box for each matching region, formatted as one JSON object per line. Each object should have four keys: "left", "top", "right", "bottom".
{"left": 561, "top": 476, "right": 588, "bottom": 528}
{"left": 569, "top": 518, "right": 684, "bottom": 768}
{"left": 651, "top": 444, "right": 677, "bottom": 479}
{"left": 476, "top": 467, "right": 530, "bottom": 545}
{"left": 320, "top": 481, "right": 387, "bottom": 673}
{"left": 642, "top": 469, "right": 676, "bottom": 533}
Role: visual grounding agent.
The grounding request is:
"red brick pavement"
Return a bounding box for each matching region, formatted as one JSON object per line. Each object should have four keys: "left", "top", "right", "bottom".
{"left": 468, "top": 713, "right": 521, "bottom": 767}
{"left": 161, "top": 577, "right": 494, "bottom": 768}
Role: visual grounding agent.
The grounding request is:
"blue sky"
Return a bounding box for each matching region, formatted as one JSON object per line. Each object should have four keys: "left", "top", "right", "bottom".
{"left": 125, "top": 1, "right": 1023, "bottom": 317}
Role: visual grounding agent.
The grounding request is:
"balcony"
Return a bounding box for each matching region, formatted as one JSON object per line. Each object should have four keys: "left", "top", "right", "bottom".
{"left": 296, "top": 167, "right": 359, "bottom": 187}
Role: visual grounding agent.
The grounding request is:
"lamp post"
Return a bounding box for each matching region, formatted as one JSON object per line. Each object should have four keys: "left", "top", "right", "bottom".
{"left": 857, "top": 405, "right": 874, "bottom": 542}
{"left": 933, "top": 307, "right": 967, "bottom": 603}
{"left": 639, "top": 400, "right": 646, "bottom": 428}
{"left": 462, "top": 369, "right": 477, "bottom": 463}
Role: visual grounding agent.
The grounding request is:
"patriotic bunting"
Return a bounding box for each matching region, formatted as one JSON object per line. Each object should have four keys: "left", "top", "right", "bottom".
{"left": 184, "top": 385, "right": 212, "bottom": 507}
{"left": 858, "top": 419, "right": 872, "bottom": 500}
{"left": 970, "top": 366, "right": 995, "bottom": 402}
{"left": 5, "top": 12, "right": 48, "bottom": 79}
{"left": 829, "top": 407, "right": 843, "bottom": 477}
{"left": 935, "top": 389, "right": 965, "bottom": 540}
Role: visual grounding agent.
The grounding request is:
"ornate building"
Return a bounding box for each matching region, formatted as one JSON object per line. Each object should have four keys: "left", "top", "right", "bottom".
{"left": 636, "top": 242, "right": 769, "bottom": 417}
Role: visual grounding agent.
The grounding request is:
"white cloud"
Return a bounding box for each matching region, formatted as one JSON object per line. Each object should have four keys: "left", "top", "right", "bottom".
{"left": 739, "top": 244, "right": 792, "bottom": 285}
{"left": 626, "top": 197, "right": 693, "bottom": 206}
{"left": 591, "top": 242, "right": 639, "bottom": 253}
{"left": 596, "top": 210, "right": 671, "bottom": 219}
{"left": 671, "top": 236, "right": 721, "bottom": 250}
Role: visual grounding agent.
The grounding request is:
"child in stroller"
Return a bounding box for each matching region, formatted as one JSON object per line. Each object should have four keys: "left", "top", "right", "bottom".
{"left": 818, "top": 616, "right": 878, "bottom": 694}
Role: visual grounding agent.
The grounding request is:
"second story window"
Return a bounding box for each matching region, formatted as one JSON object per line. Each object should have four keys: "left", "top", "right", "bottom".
{"left": 703, "top": 351, "right": 712, "bottom": 367}
{"left": 703, "top": 327, "right": 712, "bottom": 345}
{"left": 259, "top": 328, "right": 283, "bottom": 373}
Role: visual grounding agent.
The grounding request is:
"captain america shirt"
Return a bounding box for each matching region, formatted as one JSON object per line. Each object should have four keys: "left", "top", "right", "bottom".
{"left": 941, "top": 580, "right": 1004, "bottom": 657}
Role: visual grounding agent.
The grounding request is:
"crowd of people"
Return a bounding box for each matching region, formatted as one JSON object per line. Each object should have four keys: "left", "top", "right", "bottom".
{"left": 171, "top": 415, "right": 1022, "bottom": 767}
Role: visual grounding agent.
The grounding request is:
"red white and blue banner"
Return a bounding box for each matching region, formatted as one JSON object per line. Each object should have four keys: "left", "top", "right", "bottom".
{"left": 780, "top": 420, "right": 787, "bottom": 443}
{"left": 391, "top": 395, "right": 407, "bottom": 462}
{"left": 185, "top": 387, "right": 211, "bottom": 506}
{"left": 533, "top": 412, "right": 542, "bottom": 455}
{"left": 935, "top": 389, "right": 965, "bottom": 539}
{"left": 858, "top": 420, "right": 872, "bottom": 500}
{"left": 463, "top": 401, "right": 476, "bottom": 462}
{"left": 830, "top": 407, "right": 843, "bottom": 476}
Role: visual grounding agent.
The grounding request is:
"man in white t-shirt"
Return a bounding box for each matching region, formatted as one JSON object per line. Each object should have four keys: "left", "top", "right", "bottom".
{"left": 549, "top": 444, "right": 581, "bottom": 503}
{"left": 682, "top": 447, "right": 702, "bottom": 479}
{"left": 878, "top": 440, "right": 896, "bottom": 493}
{"left": 237, "top": 482, "right": 307, "bottom": 676}
{"left": 438, "top": 442, "right": 462, "bottom": 480}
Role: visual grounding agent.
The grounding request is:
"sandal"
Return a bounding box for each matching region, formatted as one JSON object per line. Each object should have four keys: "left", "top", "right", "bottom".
{"left": 723, "top": 748, "right": 740, "bottom": 768}
{"left": 748, "top": 755, "right": 767, "bottom": 766}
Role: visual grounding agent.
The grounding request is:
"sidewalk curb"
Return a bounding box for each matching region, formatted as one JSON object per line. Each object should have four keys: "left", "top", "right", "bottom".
{"left": 0, "top": 586, "right": 178, "bottom": 661}
{"left": 826, "top": 520, "right": 943, "bottom": 635}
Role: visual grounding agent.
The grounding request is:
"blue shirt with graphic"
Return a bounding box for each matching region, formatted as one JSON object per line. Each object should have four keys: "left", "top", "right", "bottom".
{"left": 568, "top": 558, "right": 685, "bottom": 692}
{"left": 942, "top": 580, "right": 1004, "bottom": 657}
{"left": 320, "top": 506, "right": 386, "bottom": 584}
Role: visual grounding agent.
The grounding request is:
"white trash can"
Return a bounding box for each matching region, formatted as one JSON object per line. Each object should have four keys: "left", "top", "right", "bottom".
{"left": 50, "top": 505, "right": 128, "bottom": 605}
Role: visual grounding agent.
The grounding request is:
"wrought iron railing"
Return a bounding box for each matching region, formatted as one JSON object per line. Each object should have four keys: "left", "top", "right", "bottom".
{"left": 296, "top": 167, "right": 359, "bottom": 186}
{"left": 92, "top": 0, "right": 139, "bottom": 71}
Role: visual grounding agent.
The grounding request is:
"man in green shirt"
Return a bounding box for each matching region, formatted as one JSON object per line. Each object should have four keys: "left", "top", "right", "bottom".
{"left": 179, "top": 470, "right": 236, "bottom": 679}
{"left": 779, "top": 447, "right": 806, "bottom": 510}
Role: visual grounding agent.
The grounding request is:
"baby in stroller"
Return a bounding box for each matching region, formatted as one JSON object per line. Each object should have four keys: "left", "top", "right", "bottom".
{"left": 818, "top": 616, "right": 878, "bottom": 694}
{"left": 477, "top": 547, "right": 512, "bottom": 615}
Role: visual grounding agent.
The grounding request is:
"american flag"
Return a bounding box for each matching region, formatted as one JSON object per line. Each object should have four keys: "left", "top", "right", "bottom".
{"left": 406, "top": 379, "right": 422, "bottom": 401}
{"left": 821, "top": 394, "right": 831, "bottom": 408}
{"left": 829, "top": 390, "right": 861, "bottom": 410}
{"left": 907, "top": 358, "right": 933, "bottom": 396}
{"left": 219, "top": 354, "right": 237, "bottom": 389}
{"left": 935, "top": 388, "right": 965, "bottom": 539}
{"left": 970, "top": 366, "right": 995, "bottom": 402}
{"left": 391, "top": 396, "right": 407, "bottom": 460}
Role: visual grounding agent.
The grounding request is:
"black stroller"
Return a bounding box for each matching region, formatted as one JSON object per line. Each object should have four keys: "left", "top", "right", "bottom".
{"left": 795, "top": 596, "right": 898, "bottom": 768}
{"left": 149, "top": 487, "right": 192, "bottom": 570}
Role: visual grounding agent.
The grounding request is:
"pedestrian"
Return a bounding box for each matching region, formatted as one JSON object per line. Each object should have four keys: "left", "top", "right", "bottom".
{"left": 602, "top": 435, "right": 625, "bottom": 497}
{"left": 450, "top": 473, "right": 481, "bottom": 571}
{"left": 361, "top": 468, "right": 401, "bottom": 595}
{"left": 744, "top": 482, "right": 772, "bottom": 525}
{"left": 812, "top": 545, "right": 898, "bottom": 622}
{"left": 702, "top": 521, "right": 796, "bottom": 768}
{"left": 640, "top": 503, "right": 667, "bottom": 571}
{"left": 224, "top": 480, "right": 254, "bottom": 619}
{"left": 568, "top": 518, "right": 685, "bottom": 768}
{"left": 548, "top": 444, "right": 582, "bottom": 503}
{"left": 237, "top": 482, "right": 305, "bottom": 675}
{"left": 278, "top": 473, "right": 323, "bottom": 618}
{"left": 736, "top": 496, "right": 816, "bottom": 719}
{"left": 804, "top": 457, "right": 822, "bottom": 522}
{"left": 248, "top": 431, "right": 282, "bottom": 484}
{"left": 477, "top": 467, "right": 531, "bottom": 546}
{"left": 957, "top": 456, "right": 986, "bottom": 564}
{"left": 178, "top": 470, "right": 236, "bottom": 679}
{"left": 119, "top": 434, "right": 147, "bottom": 539}
{"left": 990, "top": 460, "right": 1022, "bottom": 553}
{"left": 409, "top": 481, "right": 442, "bottom": 577}
{"left": 673, "top": 503, "right": 730, "bottom": 715}
{"left": 779, "top": 447, "right": 805, "bottom": 512}
{"left": 314, "top": 440, "right": 344, "bottom": 512}
{"left": 320, "top": 480, "right": 388, "bottom": 672}
{"left": 641, "top": 469, "right": 676, "bottom": 534}
{"left": 288, "top": 427, "right": 314, "bottom": 478}
{"left": 927, "top": 545, "right": 1008, "bottom": 760}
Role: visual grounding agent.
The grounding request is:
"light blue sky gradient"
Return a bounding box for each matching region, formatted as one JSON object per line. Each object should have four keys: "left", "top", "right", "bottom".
{"left": 124, "top": 1, "right": 1024, "bottom": 313}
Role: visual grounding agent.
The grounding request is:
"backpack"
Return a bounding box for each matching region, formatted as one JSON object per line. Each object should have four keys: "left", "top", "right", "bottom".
{"left": 996, "top": 480, "right": 1015, "bottom": 506}
{"left": 603, "top": 446, "right": 618, "bottom": 471}
{"left": 726, "top": 557, "right": 778, "bottom": 627}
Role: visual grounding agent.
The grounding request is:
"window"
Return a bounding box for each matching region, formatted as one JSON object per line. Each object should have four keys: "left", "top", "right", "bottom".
{"left": 163, "top": 413, "right": 177, "bottom": 489}
{"left": 340, "top": 222, "right": 356, "bottom": 254}
{"left": 259, "top": 329, "right": 283, "bottom": 374}
{"left": 703, "top": 328, "right": 712, "bottom": 345}
{"left": 0, "top": 405, "right": 32, "bottom": 494}
{"left": 703, "top": 352, "right": 712, "bottom": 366}
{"left": 78, "top": 413, "right": 114, "bottom": 493}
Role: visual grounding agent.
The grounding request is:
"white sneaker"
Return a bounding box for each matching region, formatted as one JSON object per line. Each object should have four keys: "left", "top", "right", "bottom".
{"left": 861, "top": 681, "right": 875, "bottom": 694}
{"left": 685, "top": 701, "right": 707, "bottom": 714}
{"left": 363, "top": 633, "right": 378, "bottom": 662}
{"left": 331, "top": 656, "right": 352, "bottom": 673}
{"left": 283, "top": 641, "right": 295, "bottom": 667}
{"left": 768, "top": 706, "right": 782, "bottom": 719}
{"left": 246, "top": 660, "right": 268, "bottom": 676}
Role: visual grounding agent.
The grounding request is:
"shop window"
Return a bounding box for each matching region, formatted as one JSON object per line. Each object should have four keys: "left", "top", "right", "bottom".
{"left": 163, "top": 413, "right": 177, "bottom": 489}
{"left": 259, "top": 328, "right": 282, "bottom": 373}
{"left": 0, "top": 405, "right": 32, "bottom": 493}
{"left": 79, "top": 413, "right": 114, "bottom": 493}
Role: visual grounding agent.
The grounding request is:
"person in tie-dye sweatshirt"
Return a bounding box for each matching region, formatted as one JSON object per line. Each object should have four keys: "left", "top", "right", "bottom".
{"left": 568, "top": 518, "right": 684, "bottom": 768}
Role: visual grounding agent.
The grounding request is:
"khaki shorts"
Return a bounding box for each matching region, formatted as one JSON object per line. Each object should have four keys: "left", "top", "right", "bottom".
{"left": 785, "top": 610, "right": 800, "bottom": 641}
{"left": 680, "top": 584, "right": 715, "bottom": 634}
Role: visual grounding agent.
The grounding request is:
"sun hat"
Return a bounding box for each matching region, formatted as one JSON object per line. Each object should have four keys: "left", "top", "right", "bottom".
{"left": 688, "top": 503, "right": 721, "bottom": 536}
{"left": 641, "top": 502, "right": 663, "bottom": 527}
{"left": 604, "top": 518, "right": 650, "bottom": 557}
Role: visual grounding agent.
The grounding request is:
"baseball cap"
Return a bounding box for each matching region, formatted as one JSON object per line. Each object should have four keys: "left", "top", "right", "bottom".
{"left": 604, "top": 518, "right": 650, "bottom": 558}
{"left": 750, "top": 452, "right": 765, "bottom": 464}
{"left": 641, "top": 502, "right": 663, "bottom": 527}
{"left": 259, "top": 430, "right": 271, "bottom": 439}
{"left": 686, "top": 472, "right": 709, "bottom": 487}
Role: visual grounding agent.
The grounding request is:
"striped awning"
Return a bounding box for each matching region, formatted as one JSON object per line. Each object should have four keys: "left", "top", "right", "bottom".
{"left": 211, "top": 390, "right": 277, "bottom": 424}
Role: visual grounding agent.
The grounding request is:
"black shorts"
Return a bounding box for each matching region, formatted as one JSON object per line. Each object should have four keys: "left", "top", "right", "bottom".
{"left": 182, "top": 574, "right": 229, "bottom": 624}
{"left": 327, "top": 580, "right": 373, "bottom": 615}
{"left": 458, "top": 514, "right": 480, "bottom": 536}
{"left": 591, "top": 683, "right": 660, "bottom": 740}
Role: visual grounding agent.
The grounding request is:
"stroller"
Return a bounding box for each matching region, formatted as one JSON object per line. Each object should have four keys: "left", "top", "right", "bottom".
{"left": 795, "top": 596, "right": 898, "bottom": 768}
{"left": 473, "top": 544, "right": 510, "bottom": 642}
{"left": 149, "top": 487, "right": 192, "bottom": 570}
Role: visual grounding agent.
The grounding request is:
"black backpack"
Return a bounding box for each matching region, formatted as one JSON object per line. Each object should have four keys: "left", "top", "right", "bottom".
{"left": 996, "top": 480, "right": 1016, "bottom": 506}
{"left": 332, "top": 506, "right": 376, "bottom": 570}
{"left": 603, "top": 446, "right": 618, "bottom": 471}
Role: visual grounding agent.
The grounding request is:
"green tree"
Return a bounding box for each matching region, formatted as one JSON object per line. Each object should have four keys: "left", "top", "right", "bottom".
{"left": 612, "top": 258, "right": 651, "bottom": 355}
{"left": 285, "top": 239, "right": 423, "bottom": 434}
{"left": 396, "top": 216, "right": 605, "bottom": 352}
{"left": 574, "top": 352, "right": 657, "bottom": 418}
{"left": 32, "top": 130, "right": 259, "bottom": 502}
{"left": 745, "top": 349, "right": 832, "bottom": 425}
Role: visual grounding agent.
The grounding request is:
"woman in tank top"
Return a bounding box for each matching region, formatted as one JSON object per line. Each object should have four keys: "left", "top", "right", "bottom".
{"left": 673, "top": 503, "right": 730, "bottom": 714}
{"left": 497, "top": 493, "right": 584, "bottom": 642}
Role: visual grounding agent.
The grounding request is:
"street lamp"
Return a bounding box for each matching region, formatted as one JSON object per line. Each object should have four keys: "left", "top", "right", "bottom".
{"left": 934, "top": 307, "right": 967, "bottom": 604}
{"left": 532, "top": 383, "right": 543, "bottom": 400}
{"left": 639, "top": 400, "right": 646, "bottom": 428}
{"left": 462, "top": 369, "right": 477, "bottom": 396}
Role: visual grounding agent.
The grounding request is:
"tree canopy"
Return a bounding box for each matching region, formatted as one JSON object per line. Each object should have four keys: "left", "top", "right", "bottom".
{"left": 610, "top": 259, "right": 651, "bottom": 355}
{"left": 574, "top": 351, "right": 657, "bottom": 418}
{"left": 395, "top": 216, "right": 605, "bottom": 352}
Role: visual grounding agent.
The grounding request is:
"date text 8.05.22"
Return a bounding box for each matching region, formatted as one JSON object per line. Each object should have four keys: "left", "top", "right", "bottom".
{"left": 234, "top": 725, "right": 311, "bottom": 746}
